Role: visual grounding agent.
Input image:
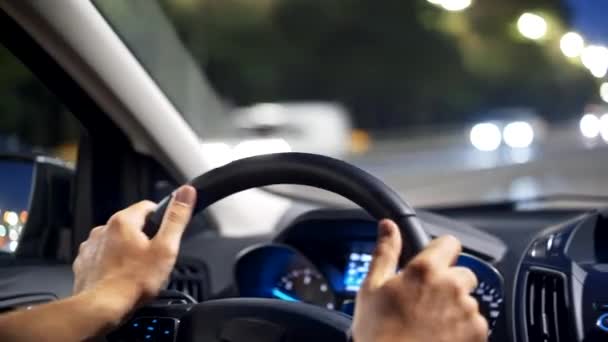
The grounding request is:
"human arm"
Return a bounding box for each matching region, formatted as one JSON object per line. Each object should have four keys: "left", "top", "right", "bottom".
{"left": 0, "top": 185, "right": 196, "bottom": 341}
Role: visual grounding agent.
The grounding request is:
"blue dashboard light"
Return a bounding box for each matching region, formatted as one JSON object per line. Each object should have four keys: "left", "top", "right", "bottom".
{"left": 344, "top": 252, "right": 371, "bottom": 292}
{"left": 271, "top": 288, "right": 300, "bottom": 302}
{"left": 596, "top": 313, "right": 608, "bottom": 332}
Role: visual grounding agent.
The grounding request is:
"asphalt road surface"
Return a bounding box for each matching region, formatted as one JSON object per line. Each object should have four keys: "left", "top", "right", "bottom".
{"left": 350, "top": 124, "right": 608, "bottom": 208}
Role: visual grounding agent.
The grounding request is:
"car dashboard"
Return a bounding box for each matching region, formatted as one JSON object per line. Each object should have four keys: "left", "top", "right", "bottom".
{"left": 1, "top": 205, "right": 605, "bottom": 342}
{"left": 233, "top": 209, "right": 507, "bottom": 339}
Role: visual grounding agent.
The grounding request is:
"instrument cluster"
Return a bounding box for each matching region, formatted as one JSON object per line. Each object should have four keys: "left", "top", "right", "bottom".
{"left": 235, "top": 243, "right": 504, "bottom": 334}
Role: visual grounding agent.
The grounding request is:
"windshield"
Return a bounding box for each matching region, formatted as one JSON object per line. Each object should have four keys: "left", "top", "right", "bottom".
{"left": 94, "top": 0, "right": 608, "bottom": 207}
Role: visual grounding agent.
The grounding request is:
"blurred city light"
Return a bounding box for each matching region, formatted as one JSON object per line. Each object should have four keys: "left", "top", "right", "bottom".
{"left": 600, "top": 114, "right": 608, "bottom": 141}
{"left": 441, "top": 0, "right": 472, "bottom": 11}
{"left": 581, "top": 45, "right": 608, "bottom": 78}
{"left": 600, "top": 83, "right": 608, "bottom": 103}
{"left": 9, "top": 241, "right": 18, "bottom": 252}
{"left": 560, "top": 32, "right": 585, "bottom": 58}
{"left": 580, "top": 113, "right": 600, "bottom": 139}
{"left": 425, "top": 0, "right": 471, "bottom": 11}
{"left": 3, "top": 211, "right": 18, "bottom": 226}
{"left": 517, "top": 13, "right": 548, "bottom": 40}
{"left": 19, "top": 211, "right": 27, "bottom": 224}
{"left": 503, "top": 121, "right": 534, "bottom": 148}
{"left": 0, "top": 225, "right": 5, "bottom": 237}
{"left": 8, "top": 229, "right": 18, "bottom": 241}
{"left": 470, "top": 123, "right": 501, "bottom": 151}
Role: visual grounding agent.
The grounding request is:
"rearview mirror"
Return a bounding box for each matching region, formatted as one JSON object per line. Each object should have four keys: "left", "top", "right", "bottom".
{"left": 0, "top": 155, "right": 73, "bottom": 255}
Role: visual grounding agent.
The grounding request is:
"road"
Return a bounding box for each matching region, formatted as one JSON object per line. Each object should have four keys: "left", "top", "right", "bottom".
{"left": 349, "top": 123, "right": 608, "bottom": 208}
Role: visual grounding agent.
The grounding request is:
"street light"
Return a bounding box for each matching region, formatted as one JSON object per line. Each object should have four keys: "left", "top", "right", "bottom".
{"left": 601, "top": 83, "right": 608, "bottom": 103}
{"left": 560, "top": 32, "right": 585, "bottom": 58}
{"left": 441, "top": 0, "right": 472, "bottom": 11}
{"left": 600, "top": 114, "right": 608, "bottom": 141}
{"left": 426, "top": 0, "right": 472, "bottom": 11}
{"left": 580, "top": 113, "right": 600, "bottom": 139}
{"left": 517, "top": 13, "right": 547, "bottom": 40}
{"left": 581, "top": 45, "right": 608, "bottom": 78}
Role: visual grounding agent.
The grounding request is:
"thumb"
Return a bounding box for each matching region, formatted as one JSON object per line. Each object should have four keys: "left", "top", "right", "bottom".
{"left": 363, "top": 219, "right": 402, "bottom": 290}
{"left": 153, "top": 185, "right": 197, "bottom": 253}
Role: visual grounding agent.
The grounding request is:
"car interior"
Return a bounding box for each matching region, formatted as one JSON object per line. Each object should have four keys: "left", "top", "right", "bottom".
{"left": 1, "top": 1, "right": 608, "bottom": 342}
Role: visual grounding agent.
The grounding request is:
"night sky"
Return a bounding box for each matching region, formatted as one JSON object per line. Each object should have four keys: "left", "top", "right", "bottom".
{"left": 566, "top": 0, "right": 608, "bottom": 44}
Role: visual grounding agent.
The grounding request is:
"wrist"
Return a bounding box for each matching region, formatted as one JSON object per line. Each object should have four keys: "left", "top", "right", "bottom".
{"left": 81, "top": 279, "right": 141, "bottom": 328}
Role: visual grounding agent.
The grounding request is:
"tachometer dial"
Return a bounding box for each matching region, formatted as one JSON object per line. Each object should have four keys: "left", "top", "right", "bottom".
{"left": 274, "top": 267, "right": 336, "bottom": 310}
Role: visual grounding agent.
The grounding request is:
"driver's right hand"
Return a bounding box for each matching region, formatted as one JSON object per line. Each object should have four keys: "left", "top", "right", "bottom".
{"left": 352, "top": 220, "right": 488, "bottom": 342}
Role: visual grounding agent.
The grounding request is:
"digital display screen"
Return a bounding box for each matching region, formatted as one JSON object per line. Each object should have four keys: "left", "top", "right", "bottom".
{"left": 344, "top": 252, "right": 372, "bottom": 291}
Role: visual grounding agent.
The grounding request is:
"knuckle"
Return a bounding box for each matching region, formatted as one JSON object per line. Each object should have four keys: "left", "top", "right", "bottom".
{"left": 373, "top": 242, "right": 397, "bottom": 260}
{"left": 441, "top": 276, "right": 461, "bottom": 294}
{"left": 407, "top": 257, "right": 434, "bottom": 279}
{"left": 440, "top": 235, "right": 462, "bottom": 250}
{"left": 472, "top": 316, "right": 489, "bottom": 339}
{"left": 461, "top": 296, "right": 479, "bottom": 314}
{"left": 379, "top": 282, "right": 403, "bottom": 301}
{"left": 140, "top": 200, "right": 157, "bottom": 207}
{"left": 165, "top": 208, "right": 186, "bottom": 225}
{"left": 155, "top": 244, "right": 178, "bottom": 260}
{"left": 108, "top": 212, "right": 127, "bottom": 227}
{"left": 89, "top": 226, "right": 104, "bottom": 238}
{"left": 463, "top": 268, "right": 478, "bottom": 283}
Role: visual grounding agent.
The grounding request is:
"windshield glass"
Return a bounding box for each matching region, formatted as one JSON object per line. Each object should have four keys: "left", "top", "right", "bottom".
{"left": 94, "top": 0, "right": 608, "bottom": 207}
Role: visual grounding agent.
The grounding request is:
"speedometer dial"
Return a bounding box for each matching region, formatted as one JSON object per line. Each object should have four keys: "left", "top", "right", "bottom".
{"left": 274, "top": 267, "right": 336, "bottom": 310}
{"left": 473, "top": 280, "right": 503, "bottom": 332}
{"left": 457, "top": 254, "right": 504, "bottom": 336}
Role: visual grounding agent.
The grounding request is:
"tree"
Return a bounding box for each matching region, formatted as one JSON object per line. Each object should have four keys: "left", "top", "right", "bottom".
{"left": 162, "top": 0, "right": 596, "bottom": 130}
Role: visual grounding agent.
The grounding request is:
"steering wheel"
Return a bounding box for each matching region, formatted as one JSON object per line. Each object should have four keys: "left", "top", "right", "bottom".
{"left": 145, "top": 152, "right": 430, "bottom": 342}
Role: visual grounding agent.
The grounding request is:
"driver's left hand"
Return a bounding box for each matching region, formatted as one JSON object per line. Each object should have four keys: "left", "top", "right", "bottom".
{"left": 72, "top": 185, "right": 196, "bottom": 325}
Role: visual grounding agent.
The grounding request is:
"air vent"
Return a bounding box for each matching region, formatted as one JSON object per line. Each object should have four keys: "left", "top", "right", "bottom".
{"left": 525, "top": 269, "right": 572, "bottom": 342}
{"left": 167, "top": 258, "right": 210, "bottom": 302}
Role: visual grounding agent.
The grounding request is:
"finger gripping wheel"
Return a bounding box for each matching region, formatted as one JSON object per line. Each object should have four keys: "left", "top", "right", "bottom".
{"left": 144, "top": 152, "right": 430, "bottom": 342}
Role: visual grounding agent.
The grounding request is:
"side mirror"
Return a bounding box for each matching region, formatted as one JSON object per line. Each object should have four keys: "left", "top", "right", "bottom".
{"left": 0, "top": 155, "right": 74, "bottom": 257}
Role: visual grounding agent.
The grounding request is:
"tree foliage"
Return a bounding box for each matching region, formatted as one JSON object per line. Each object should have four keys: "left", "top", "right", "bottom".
{"left": 0, "top": 0, "right": 598, "bottom": 148}
{"left": 162, "top": 0, "right": 597, "bottom": 130}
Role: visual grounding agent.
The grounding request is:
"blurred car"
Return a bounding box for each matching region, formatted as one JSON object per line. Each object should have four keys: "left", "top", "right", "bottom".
{"left": 232, "top": 102, "right": 352, "bottom": 158}
{"left": 469, "top": 107, "right": 548, "bottom": 151}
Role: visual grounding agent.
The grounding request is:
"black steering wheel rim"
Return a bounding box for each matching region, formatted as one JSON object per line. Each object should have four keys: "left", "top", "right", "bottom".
{"left": 144, "top": 152, "right": 431, "bottom": 342}
{"left": 146, "top": 152, "right": 430, "bottom": 259}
